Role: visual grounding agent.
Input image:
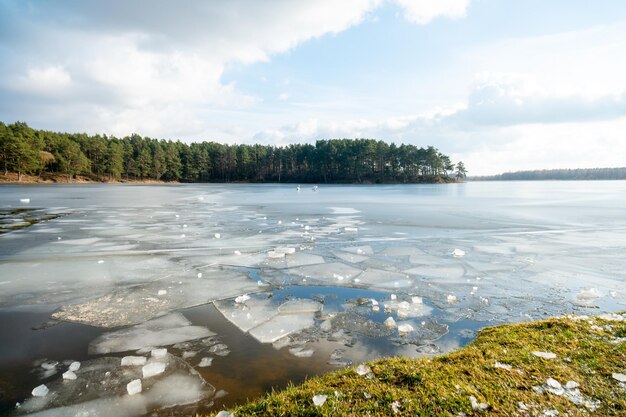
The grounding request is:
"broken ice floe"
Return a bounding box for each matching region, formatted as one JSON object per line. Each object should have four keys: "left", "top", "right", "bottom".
{"left": 18, "top": 355, "right": 214, "bottom": 416}
{"left": 532, "top": 351, "right": 557, "bottom": 360}
{"left": 312, "top": 394, "right": 327, "bottom": 407}
{"left": 89, "top": 313, "right": 214, "bottom": 354}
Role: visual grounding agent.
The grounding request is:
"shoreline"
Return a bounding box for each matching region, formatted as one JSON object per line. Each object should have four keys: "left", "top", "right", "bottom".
{"left": 208, "top": 313, "right": 626, "bottom": 416}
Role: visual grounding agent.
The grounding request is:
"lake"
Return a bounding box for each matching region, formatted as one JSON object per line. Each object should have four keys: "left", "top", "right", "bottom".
{"left": 1, "top": 182, "right": 625, "bottom": 416}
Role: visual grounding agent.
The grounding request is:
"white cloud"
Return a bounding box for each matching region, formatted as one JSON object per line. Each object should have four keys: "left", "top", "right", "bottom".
{"left": 393, "top": 0, "right": 470, "bottom": 24}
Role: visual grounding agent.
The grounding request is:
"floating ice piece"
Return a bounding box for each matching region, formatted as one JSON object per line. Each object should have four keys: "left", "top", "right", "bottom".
{"left": 151, "top": 348, "right": 168, "bottom": 359}
{"left": 89, "top": 313, "right": 214, "bottom": 354}
{"left": 41, "top": 361, "right": 58, "bottom": 370}
{"left": 215, "top": 411, "right": 233, "bottom": 417}
{"left": 142, "top": 362, "right": 166, "bottom": 378}
{"left": 121, "top": 356, "right": 147, "bottom": 366}
{"left": 235, "top": 294, "right": 251, "bottom": 304}
{"left": 469, "top": 395, "right": 488, "bottom": 411}
{"left": 613, "top": 373, "right": 626, "bottom": 382}
{"left": 411, "top": 296, "right": 422, "bottom": 304}
{"left": 494, "top": 362, "right": 512, "bottom": 371}
{"left": 384, "top": 317, "right": 397, "bottom": 328}
{"left": 197, "top": 273, "right": 202, "bottom": 278}
{"left": 68, "top": 361, "right": 80, "bottom": 372}
{"left": 452, "top": 248, "right": 466, "bottom": 257}
{"left": 289, "top": 347, "right": 315, "bottom": 358}
{"left": 248, "top": 313, "right": 316, "bottom": 343}
{"left": 97, "top": 260, "right": 104, "bottom": 264}
{"left": 576, "top": 288, "right": 601, "bottom": 300}
{"left": 312, "top": 394, "right": 327, "bottom": 407}
{"left": 234, "top": 250, "right": 242, "bottom": 256}
{"left": 398, "top": 323, "right": 414, "bottom": 334}
{"left": 533, "top": 351, "right": 557, "bottom": 360}
{"left": 20, "top": 198, "right": 31, "bottom": 203}
{"left": 390, "top": 294, "right": 397, "bottom": 300}
{"left": 126, "top": 379, "right": 142, "bottom": 396}
{"left": 62, "top": 370, "right": 77, "bottom": 380}
{"left": 214, "top": 233, "right": 221, "bottom": 239}
{"left": 31, "top": 384, "right": 49, "bottom": 397}
{"left": 355, "top": 364, "right": 371, "bottom": 376}
{"left": 545, "top": 378, "right": 564, "bottom": 395}
{"left": 565, "top": 381, "right": 579, "bottom": 389}
{"left": 344, "top": 227, "right": 358, "bottom": 232}
{"left": 447, "top": 294, "right": 457, "bottom": 303}
{"left": 157, "top": 290, "right": 167, "bottom": 296}
{"left": 198, "top": 357, "right": 213, "bottom": 367}
{"left": 320, "top": 319, "right": 332, "bottom": 332}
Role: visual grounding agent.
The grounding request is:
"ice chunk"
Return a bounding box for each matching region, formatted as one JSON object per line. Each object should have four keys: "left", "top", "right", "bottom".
{"left": 390, "top": 294, "right": 397, "bottom": 300}
{"left": 288, "top": 262, "right": 362, "bottom": 282}
{"left": 151, "top": 348, "right": 167, "bottom": 359}
{"left": 198, "top": 357, "right": 213, "bottom": 367}
{"left": 532, "top": 351, "right": 557, "bottom": 359}
{"left": 126, "top": 379, "right": 142, "bottom": 396}
{"left": 342, "top": 245, "right": 374, "bottom": 255}
{"left": 62, "top": 370, "right": 77, "bottom": 380}
{"left": 357, "top": 269, "right": 413, "bottom": 289}
{"left": 545, "top": 378, "right": 564, "bottom": 395}
{"left": 289, "top": 347, "right": 315, "bottom": 358}
{"left": 32, "top": 384, "right": 49, "bottom": 397}
{"left": 392, "top": 401, "right": 401, "bottom": 413}
{"left": 355, "top": 364, "right": 371, "bottom": 376}
{"left": 576, "top": 288, "right": 601, "bottom": 300}
{"left": 411, "top": 296, "right": 423, "bottom": 304}
{"left": 469, "top": 395, "right": 488, "bottom": 411}
{"left": 142, "top": 362, "right": 166, "bottom": 378}
{"left": 214, "top": 233, "right": 221, "bottom": 239}
{"left": 267, "top": 251, "right": 285, "bottom": 259}
{"left": 89, "top": 313, "right": 214, "bottom": 354}
{"left": 68, "top": 361, "right": 80, "bottom": 372}
{"left": 344, "top": 227, "right": 358, "bottom": 232}
{"left": 215, "top": 412, "right": 233, "bottom": 417}
{"left": 312, "top": 394, "right": 327, "bottom": 407}
{"left": 398, "top": 323, "right": 414, "bottom": 334}
{"left": 235, "top": 294, "right": 251, "bottom": 304}
{"left": 447, "top": 294, "right": 457, "bottom": 303}
{"left": 613, "top": 373, "right": 626, "bottom": 382}
{"left": 121, "top": 356, "right": 147, "bottom": 366}
{"left": 157, "top": 290, "right": 167, "bottom": 296}
{"left": 404, "top": 265, "right": 465, "bottom": 279}
{"left": 41, "top": 361, "right": 58, "bottom": 371}
{"left": 20, "top": 198, "right": 31, "bottom": 203}
{"left": 384, "top": 317, "right": 397, "bottom": 328}
{"left": 494, "top": 362, "right": 512, "bottom": 371}
{"left": 248, "top": 313, "right": 315, "bottom": 343}
{"left": 452, "top": 248, "right": 466, "bottom": 257}
{"left": 565, "top": 381, "right": 579, "bottom": 389}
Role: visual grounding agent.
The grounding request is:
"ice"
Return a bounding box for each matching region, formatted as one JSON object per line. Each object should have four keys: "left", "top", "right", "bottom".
{"left": 289, "top": 347, "right": 315, "bottom": 357}
{"left": 126, "top": 379, "right": 142, "bottom": 395}
{"left": 341, "top": 245, "right": 374, "bottom": 255}
{"left": 344, "top": 227, "right": 358, "bottom": 232}
{"left": 198, "top": 357, "right": 213, "bottom": 367}
{"left": 452, "top": 248, "right": 466, "bottom": 257}
{"left": 68, "top": 361, "right": 80, "bottom": 372}
{"left": 235, "top": 294, "right": 251, "bottom": 303}
{"left": 267, "top": 251, "right": 285, "bottom": 259}
{"left": 312, "top": 394, "right": 327, "bottom": 407}
{"left": 357, "top": 268, "right": 413, "bottom": 289}
{"left": 248, "top": 313, "right": 315, "bottom": 343}
{"left": 151, "top": 348, "right": 168, "bottom": 359}
{"left": 142, "top": 362, "right": 166, "bottom": 378}
{"left": 446, "top": 294, "right": 457, "bottom": 303}
{"left": 404, "top": 265, "right": 465, "bottom": 279}
{"left": 20, "top": 198, "right": 31, "bottom": 203}
{"left": 576, "top": 288, "right": 601, "bottom": 300}
{"left": 494, "top": 362, "right": 513, "bottom": 371}
{"left": 288, "top": 262, "right": 362, "bottom": 283}
{"left": 278, "top": 299, "right": 322, "bottom": 314}
{"left": 32, "top": 384, "right": 49, "bottom": 397}
{"left": 89, "top": 313, "right": 215, "bottom": 354}
{"left": 157, "top": 289, "right": 167, "bottom": 296}
{"left": 398, "top": 323, "right": 414, "bottom": 334}
{"left": 275, "top": 247, "right": 296, "bottom": 255}
{"left": 613, "top": 373, "right": 626, "bottom": 382}
{"left": 355, "top": 364, "right": 371, "bottom": 376}
{"left": 469, "top": 395, "right": 488, "bottom": 411}
{"left": 334, "top": 252, "right": 369, "bottom": 263}
{"left": 121, "top": 356, "right": 147, "bottom": 366}
{"left": 533, "top": 351, "right": 557, "bottom": 359}
{"left": 62, "top": 370, "right": 77, "bottom": 380}
{"left": 384, "top": 317, "right": 397, "bottom": 328}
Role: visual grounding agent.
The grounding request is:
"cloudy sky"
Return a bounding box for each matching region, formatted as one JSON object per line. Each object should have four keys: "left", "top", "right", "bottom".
{"left": 1, "top": 0, "right": 625, "bottom": 175}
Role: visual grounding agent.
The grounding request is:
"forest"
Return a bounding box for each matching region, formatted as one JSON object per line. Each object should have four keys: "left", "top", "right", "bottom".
{"left": 471, "top": 167, "right": 626, "bottom": 181}
{"left": 0, "top": 121, "right": 466, "bottom": 183}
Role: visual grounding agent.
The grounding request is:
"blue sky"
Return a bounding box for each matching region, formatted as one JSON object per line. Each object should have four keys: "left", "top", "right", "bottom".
{"left": 1, "top": 0, "right": 626, "bottom": 174}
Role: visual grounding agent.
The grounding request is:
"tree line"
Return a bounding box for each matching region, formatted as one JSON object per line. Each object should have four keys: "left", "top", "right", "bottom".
{"left": 471, "top": 167, "right": 626, "bottom": 181}
{"left": 0, "top": 121, "right": 467, "bottom": 183}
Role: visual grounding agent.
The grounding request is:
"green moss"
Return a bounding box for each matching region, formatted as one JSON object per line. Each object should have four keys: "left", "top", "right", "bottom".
{"left": 205, "top": 313, "right": 626, "bottom": 416}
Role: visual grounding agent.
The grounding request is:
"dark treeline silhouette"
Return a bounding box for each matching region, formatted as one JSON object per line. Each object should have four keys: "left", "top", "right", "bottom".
{"left": 0, "top": 121, "right": 465, "bottom": 183}
{"left": 471, "top": 167, "right": 626, "bottom": 181}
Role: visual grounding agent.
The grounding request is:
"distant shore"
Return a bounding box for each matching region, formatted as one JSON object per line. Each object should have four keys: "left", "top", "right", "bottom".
{"left": 0, "top": 172, "right": 461, "bottom": 185}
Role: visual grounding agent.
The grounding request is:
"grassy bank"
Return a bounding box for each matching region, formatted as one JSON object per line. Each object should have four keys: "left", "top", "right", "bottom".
{"left": 209, "top": 313, "right": 625, "bottom": 416}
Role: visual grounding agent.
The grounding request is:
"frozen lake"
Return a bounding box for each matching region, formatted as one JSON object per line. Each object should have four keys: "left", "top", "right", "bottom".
{"left": 1, "top": 182, "right": 625, "bottom": 416}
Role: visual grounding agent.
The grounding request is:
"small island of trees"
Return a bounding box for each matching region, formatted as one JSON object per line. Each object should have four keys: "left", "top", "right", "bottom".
{"left": 0, "top": 121, "right": 466, "bottom": 184}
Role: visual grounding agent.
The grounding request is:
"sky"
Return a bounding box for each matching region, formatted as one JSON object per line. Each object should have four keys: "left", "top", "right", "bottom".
{"left": 1, "top": 0, "right": 626, "bottom": 175}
